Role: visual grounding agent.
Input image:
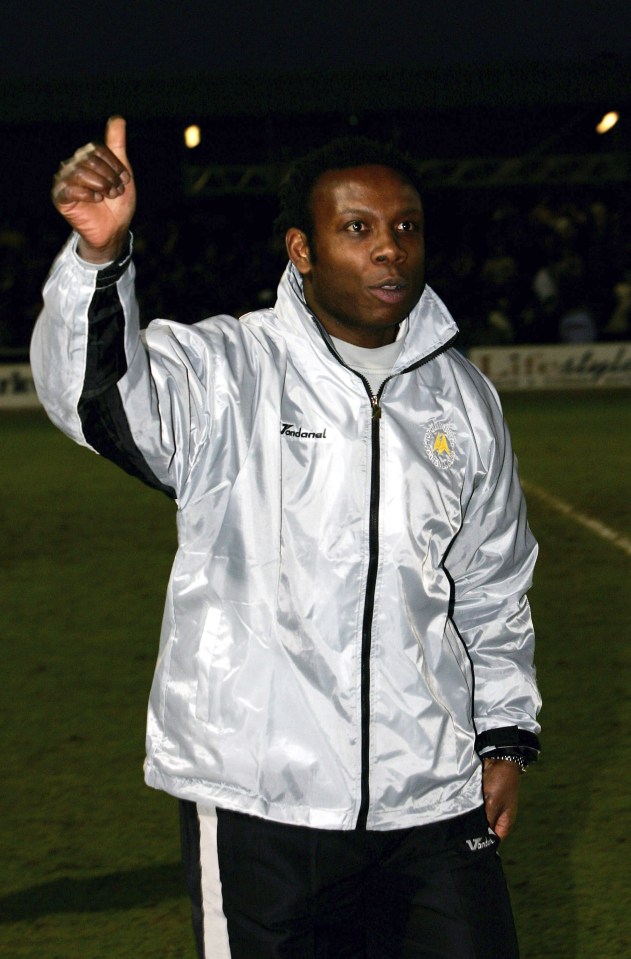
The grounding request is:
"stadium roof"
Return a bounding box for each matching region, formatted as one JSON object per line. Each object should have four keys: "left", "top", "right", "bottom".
{"left": 2, "top": 57, "right": 629, "bottom": 123}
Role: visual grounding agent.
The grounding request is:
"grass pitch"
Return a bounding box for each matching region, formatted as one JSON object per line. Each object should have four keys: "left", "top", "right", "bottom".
{"left": 1, "top": 393, "right": 630, "bottom": 958}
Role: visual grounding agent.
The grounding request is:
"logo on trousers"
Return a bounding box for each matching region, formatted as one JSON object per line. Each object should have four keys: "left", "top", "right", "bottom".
{"left": 465, "top": 834, "right": 496, "bottom": 851}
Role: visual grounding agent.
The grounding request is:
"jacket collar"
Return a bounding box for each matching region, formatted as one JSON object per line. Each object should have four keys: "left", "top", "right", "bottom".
{"left": 270, "top": 262, "right": 459, "bottom": 372}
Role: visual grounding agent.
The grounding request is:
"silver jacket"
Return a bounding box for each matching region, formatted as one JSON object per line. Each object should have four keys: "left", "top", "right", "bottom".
{"left": 32, "top": 235, "right": 541, "bottom": 831}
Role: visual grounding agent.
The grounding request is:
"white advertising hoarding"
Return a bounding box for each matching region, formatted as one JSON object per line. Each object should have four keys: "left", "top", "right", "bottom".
{"left": 469, "top": 342, "right": 631, "bottom": 391}
{"left": 2, "top": 343, "right": 631, "bottom": 409}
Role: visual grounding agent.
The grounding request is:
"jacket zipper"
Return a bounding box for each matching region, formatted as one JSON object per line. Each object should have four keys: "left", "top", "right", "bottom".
{"left": 355, "top": 382, "right": 384, "bottom": 829}
{"left": 313, "top": 318, "right": 459, "bottom": 829}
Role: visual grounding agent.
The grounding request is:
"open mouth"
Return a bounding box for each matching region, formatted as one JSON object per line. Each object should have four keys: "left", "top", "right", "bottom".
{"left": 369, "top": 282, "right": 408, "bottom": 304}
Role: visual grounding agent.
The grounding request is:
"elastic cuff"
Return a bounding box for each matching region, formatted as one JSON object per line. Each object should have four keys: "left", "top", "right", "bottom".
{"left": 475, "top": 726, "right": 541, "bottom": 761}
{"left": 71, "top": 232, "right": 133, "bottom": 288}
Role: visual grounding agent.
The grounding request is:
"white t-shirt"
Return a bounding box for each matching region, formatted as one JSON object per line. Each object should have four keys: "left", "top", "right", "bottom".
{"left": 331, "top": 319, "right": 408, "bottom": 394}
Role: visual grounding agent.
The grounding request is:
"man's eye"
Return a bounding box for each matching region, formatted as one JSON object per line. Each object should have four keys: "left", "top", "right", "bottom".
{"left": 398, "top": 221, "right": 417, "bottom": 232}
{"left": 346, "top": 221, "right": 365, "bottom": 232}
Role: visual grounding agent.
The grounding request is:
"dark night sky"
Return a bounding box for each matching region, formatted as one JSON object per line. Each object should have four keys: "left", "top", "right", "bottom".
{"left": 3, "top": 0, "right": 631, "bottom": 79}
{"left": 2, "top": 1, "right": 630, "bottom": 215}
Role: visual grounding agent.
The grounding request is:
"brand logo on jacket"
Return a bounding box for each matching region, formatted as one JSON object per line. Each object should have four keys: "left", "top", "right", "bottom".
{"left": 281, "top": 422, "right": 328, "bottom": 439}
{"left": 424, "top": 421, "right": 456, "bottom": 469}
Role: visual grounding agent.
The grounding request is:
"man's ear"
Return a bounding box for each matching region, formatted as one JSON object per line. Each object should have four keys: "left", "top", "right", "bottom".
{"left": 286, "top": 228, "right": 312, "bottom": 276}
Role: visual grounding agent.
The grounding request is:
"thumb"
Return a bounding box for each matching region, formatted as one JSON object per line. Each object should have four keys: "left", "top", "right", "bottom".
{"left": 105, "top": 115, "right": 130, "bottom": 168}
{"left": 492, "top": 809, "right": 512, "bottom": 841}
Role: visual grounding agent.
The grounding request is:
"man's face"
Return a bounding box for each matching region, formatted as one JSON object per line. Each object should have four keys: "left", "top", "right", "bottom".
{"left": 287, "top": 165, "right": 425, "bottom": 348}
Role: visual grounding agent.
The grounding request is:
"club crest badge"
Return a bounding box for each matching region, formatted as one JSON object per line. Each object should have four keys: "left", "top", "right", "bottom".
{"left": 424, "top": 421, "right": 456, "bottom": 469}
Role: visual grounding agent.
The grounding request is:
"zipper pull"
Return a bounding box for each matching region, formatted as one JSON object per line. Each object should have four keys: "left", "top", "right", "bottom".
{"left": 371, "top": 396, "right": 382, "bottom": 420}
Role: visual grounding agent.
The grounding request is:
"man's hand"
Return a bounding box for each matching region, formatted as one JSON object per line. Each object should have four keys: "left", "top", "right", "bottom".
{"left": 52, "top": 116, "right": 135, "bottom": 263}
{"left": 482, "top": 758, "right": 521, "bottom": 840}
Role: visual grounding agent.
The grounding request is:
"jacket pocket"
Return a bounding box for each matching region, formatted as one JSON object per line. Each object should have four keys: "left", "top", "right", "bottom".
{"left": 444, "top": 618, "right": 473, "bottom": 693}
{"left": 195, "top": 605, "right": 223, "bottom": 724}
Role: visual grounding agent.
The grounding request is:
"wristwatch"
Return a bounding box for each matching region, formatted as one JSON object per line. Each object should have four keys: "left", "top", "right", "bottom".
{"left": 475, "top": 726, "right": 540, "bottom": 772}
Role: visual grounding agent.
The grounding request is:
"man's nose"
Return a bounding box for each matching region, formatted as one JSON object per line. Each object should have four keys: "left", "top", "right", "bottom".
{"left": 372, "top": 229, "right": 406, "bottom": 263}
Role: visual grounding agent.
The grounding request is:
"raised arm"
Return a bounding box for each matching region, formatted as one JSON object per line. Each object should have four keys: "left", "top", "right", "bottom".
{"left": 33, "top": 118, "right": 257, "bottom": 506}
{"left": 52, "top": 116, "right": 135, "bottom": 263}
{"left": 31, "top": 118, "right": 209, "bottom": 500}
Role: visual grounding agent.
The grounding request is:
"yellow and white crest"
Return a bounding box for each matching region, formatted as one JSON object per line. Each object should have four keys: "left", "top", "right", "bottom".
{"left": 424, "top": 421, "right": 456, "bottom": 469}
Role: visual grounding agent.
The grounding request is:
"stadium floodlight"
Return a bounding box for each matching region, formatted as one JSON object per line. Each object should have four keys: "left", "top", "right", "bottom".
{"left": 184, "top": 125, "right": 201, "bottom": 149}
{"left": 595, "top": 111, "right": 620, "bottom": 135}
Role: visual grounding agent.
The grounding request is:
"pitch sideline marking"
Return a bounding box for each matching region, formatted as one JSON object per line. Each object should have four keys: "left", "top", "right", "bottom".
{"left": 522, "top": 480, "right": 631, "bottom": 558}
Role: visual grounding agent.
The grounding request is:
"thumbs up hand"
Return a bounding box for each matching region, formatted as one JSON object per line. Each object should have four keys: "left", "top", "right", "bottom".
{"left": 52, "top": 116, "right": 136, "bottom": 263}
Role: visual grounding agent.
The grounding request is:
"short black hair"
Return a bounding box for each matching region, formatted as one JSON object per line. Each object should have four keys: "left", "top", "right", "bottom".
{"left": 274, "top": 137, "right": 423, "bottom": 245}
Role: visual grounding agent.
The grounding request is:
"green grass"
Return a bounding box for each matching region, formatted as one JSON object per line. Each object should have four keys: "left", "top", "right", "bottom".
{"left": 1, "top": 412, "right": 189, "bottom": 957}
{"left": 1, "top": 397, "right": 630, "bottom": 958}
{"left": 500, "top": 392, "right": 631, "bottom": 958}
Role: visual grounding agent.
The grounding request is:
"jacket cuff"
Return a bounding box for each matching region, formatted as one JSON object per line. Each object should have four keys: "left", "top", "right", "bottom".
{"left": 475, "top": 726, "right": 541, "bottom": 759}
{"left": 71, "top": 232, "right": 133, "bottom": 288}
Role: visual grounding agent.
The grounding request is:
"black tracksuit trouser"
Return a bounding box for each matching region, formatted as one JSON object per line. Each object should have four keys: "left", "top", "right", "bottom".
{"left": 180, "top": 800, "right": 520, "bottom": 959}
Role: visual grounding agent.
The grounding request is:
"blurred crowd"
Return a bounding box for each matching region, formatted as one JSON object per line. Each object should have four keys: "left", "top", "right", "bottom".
{"left": 1, "top": 190, "right": 630, "bottom": 355}
{"left": 426, "top": 192, "right": 631, "bottom": 348}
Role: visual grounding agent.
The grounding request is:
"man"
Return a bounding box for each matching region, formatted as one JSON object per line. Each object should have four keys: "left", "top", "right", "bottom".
{"left": 32, "top": 117, "right": 541, "bottom": 959}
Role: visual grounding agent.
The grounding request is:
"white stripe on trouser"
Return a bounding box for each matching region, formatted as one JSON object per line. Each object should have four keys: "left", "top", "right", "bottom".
{"left": 198, "top": 804, "right": 232, "bottom": 959}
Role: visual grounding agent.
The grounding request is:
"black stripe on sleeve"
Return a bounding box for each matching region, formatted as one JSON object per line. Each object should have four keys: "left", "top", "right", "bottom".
{"left": 78, "top": 247, "right": 176, "bottom": 499}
